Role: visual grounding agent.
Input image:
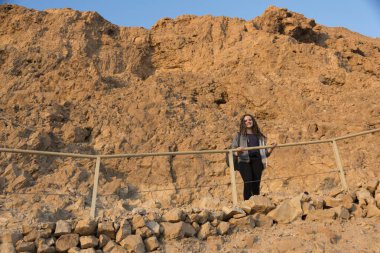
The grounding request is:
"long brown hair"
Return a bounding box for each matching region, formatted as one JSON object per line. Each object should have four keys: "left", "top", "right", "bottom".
{"left": 239, "top": 114, "right": 265, "bottom": 138}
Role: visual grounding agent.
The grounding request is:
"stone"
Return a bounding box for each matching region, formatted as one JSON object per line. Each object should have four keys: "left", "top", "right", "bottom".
{"left": 80, "top": 248, "right": 96, "bottom": 253}
{"left": 16, "top": 240, "right": 36, "bottom": 252}
{"left": 24, "top": 228, "right": 52, "bottom": 242}
{"left": 98, "top": 221, "right": 116, "bottom": 239}
{"left": 251, "top": 213, "right": 273, "bottom": 227}
{"left": 55, "top": 234, "right": 79, "bottom": 252}
{"left": 221, "top": 206, "right": 245, "bottom": 220}
{"left": 145, "top": 221, "right": 161, "bottom": 236}
{"left": 98, "top": 234, "right": 110, "bottom": 248}
{"left": 366, "top": 203, "right": 380, "bottom": 218}
{"left": 162, "top": 208, "right": 183, "bottom": 222}
{"left": 22, "top": 224, "right": 35, "bottom": 236}
{"left": 210, "top": 218, "right": 219, "bottom": 227}
{"left": 366, "top": 179, "right": 379, "bottom": 194}
{"left": 307, "top": 209, "right": 337, "bottom": 221}
{"left": 115, "top": 220, "right": 132, "bottom": 243}
{"left": 312, "top": 196, "right": 324, "bottom": 210}
{"left": 192, "top": 222, "right": 200, "bottom": 233}
{"left": 333, "top": 206, "right": 350, "bottom": 220}
{"left": 301, "top": 201, "right": 315, "bottom": 215}
{"left": 232, "top": 213, "right": 246, "bottom": 219}
{"left": 216, "top": 221, "right": 230, "bottom": 235}
{"left": 197, "top": 210, "right": 210, "bottom": 224}
{"left": 120, "top": 235, "right": 145, "bottom": 253}
{"left": 80, "top": 235, "right": 99, "bottom": 249}
{"left": 209, "top": 211, "right": 224, "bottom": 221}
{"left": 0, "top": 243, "right": 16, "bottom": 253}
{"left": 356, "top": 188, "right": 375, "bottom": 206}
{"left": 267, "top": 194, "right": 304, "bottom": 223}
{"left": 239, "top": 202, "right": 252, "bottom": 214}
{"left": 245, "top": 195, "right": 276, "bottom": 214}
{"left": 131, "top": 215, "right": 145, "bottom": 230}
{"left": 324, "top": 194, "right": 353, "bottom": 209}
{"left": 36, "top": 238, "right": 55, "bottom": 253}
{"left": 55, "top": 220, "right": 72, "bottom": 236}
{"left": 229, "top": 215, "right": 256, "bottom": 229}
{"left": 181, "top": 222, "right": 196, "bottom": 237}
{"left": 197, "top": 222, "right": 216, "bottom": 240}
{"left": 160, "top": 221, "right": 195, "bottom": 239}
{"left": 103, "top": 240, "right": 120, "bottom": 253}
{"left": 135, "top": 227, "right": 153, "bottom": 239}
{"left": 349, "top": 204, "right": 365, "bottom": 218}
{"left": 68, "top": 247, "right": 81, "bottom": 253}
{"left": 0, "top": 230, "right": 22, "bottom": 245}
{"left": 144, "top": 236, "right": 160, "bottom": 252}
{"left": 41, "top": 222, "right": 56, "bottom": 231}
{"left": 74, "top": 219, "right": 97, "bottom": 236}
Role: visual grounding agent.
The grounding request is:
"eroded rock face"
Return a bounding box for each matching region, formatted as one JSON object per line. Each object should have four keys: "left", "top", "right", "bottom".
{"left": 0, "top": 5, "right": 379, "bottom": 244}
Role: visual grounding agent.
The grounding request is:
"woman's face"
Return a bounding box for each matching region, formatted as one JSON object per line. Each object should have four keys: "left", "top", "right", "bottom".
{"left": 243, "top": 115, "right": 254, "bottom": 129}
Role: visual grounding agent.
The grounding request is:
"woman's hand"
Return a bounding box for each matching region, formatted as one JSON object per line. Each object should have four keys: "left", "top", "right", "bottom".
{"left": 268, "top": 142, "right": 278, "bottom": 154}
{"left": 235, "top": 147, "right": 244, "bottom": 155}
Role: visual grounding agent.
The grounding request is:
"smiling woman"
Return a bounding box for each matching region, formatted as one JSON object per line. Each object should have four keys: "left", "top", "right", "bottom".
{"left": 5, "top": 0, "right": 380, "bottom": 37}
{"left": 230, "top": 114, "right": 277, "bottom": 200}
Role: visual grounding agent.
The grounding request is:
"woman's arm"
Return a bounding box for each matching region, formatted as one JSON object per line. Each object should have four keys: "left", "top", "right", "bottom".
{"left": 266, "top": 142, "right": 277, "bottom": 157}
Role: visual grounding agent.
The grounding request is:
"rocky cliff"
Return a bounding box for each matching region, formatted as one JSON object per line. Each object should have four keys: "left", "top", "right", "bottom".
{"left": 0, "top": 4, "right": 380, "bottom": 251}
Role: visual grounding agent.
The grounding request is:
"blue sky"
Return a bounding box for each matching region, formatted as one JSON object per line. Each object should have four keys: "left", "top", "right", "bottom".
{"left": 4, "top": 0, "right": 380, "bottom": 38}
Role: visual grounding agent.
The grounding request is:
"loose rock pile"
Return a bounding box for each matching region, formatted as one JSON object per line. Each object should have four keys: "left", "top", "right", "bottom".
{"left": 1, "top": 181, "right": 379, "bottom": 253}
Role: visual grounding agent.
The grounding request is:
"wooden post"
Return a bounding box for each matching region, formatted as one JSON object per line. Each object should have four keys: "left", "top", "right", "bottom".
{"left": 228, "top": 151, "right": 238, "bottom": 206}
{"left": 90, "top": 156, "right": 101, "bottom": 218}
{"left": 331, "top": 140, "right": 349, "bottom": 192}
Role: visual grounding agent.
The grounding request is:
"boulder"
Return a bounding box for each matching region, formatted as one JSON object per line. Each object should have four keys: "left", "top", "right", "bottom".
{"left": 216, "top": 221, "right": 230, "bottom": 235}
{"left": 161, "top": 221, "right": 194, "bottom": 239}
{"left": 131, "top": 215, "right": 145, "bottom": 230}
{"left": 55, "top": 234, "right": 79, "bottom": 252}
{"left": 55, "top": 220, "right": 72, "bottom": 236}
{"left": 197, "top": 222, "right": 216, "bottom": 240}
{"left": 144, "top": 236, "right": 160, "bottom": 252}
{"left": 324, "top": 194, "right": 353, "bottom": 209}
{"left": 356, "top": 188, "right": 375, "bottom": 206}
{"left": 366, "top": 179, "right": 379, "bottom": 195}
{"left": 135, "top": 227, "right": 153, "bottom": 239}
{"left": 333, "top": 206, "right": 350, "bottom": 220}
{"left": 0, "top": 243, "right": 16, "bottom": 253}
{"left": 145, "top": 221, "right": 161, "bottom": 236}
{"left": 229, "top": 215, "right": 256, "bottom": 229}
{"left": 74, "top": 219, "right": 97, "bottom": 236}
{"left": 251, "top": 213, "right": 273, "bottom": 227}
{"left": 24, "top": 228, "right": 52, "bottom": 242}
{"left": 80, "top": 235, "right": 99, "bottom": 249}
{"left": 115, "top": 220, "right": 132, "bottom": 243}
{"left": 366, "top": 203, "right": 380, "bottom": 218}
{"left": 0, "top": 230, "right": 22, "bottom": 245}
{"left": 80, "top": 248, "right": 96, "bottom": 253}
{"left": 98, "top": 234, "right": 110, "bottom": 248}
{"left": 120, "top": 235, "right": 145, "bottom": 253}
{"left": 267, "top": 194, "right": 304, "bottom": 223}
{"left": 244, "top": 195, "right": 276, "bottom": 214}
{"left": 103, "top": 240, "right": 127, "bottom": 253}
{"left": 98, "top": 221, "right": 116, "bottom": 239}
{"left": 162, "top": 208, "right": 183, "bottom": 222}
{"left": 16, "top": 240, "right": 35, "bottom": 252}
{"left": 221, "top": 206, "right": 245, "bottom": 220}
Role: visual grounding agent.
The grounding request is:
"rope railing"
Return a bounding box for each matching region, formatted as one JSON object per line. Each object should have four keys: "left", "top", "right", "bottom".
{"left": 0, "top": 128, "right": 379, "bottom": 217}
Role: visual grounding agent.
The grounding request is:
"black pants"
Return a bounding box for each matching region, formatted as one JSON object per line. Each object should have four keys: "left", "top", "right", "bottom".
{"left": 238, "top": 158, "right": 264, "bottom": 200}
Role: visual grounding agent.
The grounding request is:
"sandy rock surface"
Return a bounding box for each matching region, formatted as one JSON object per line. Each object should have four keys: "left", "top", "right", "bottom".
{"left": 0, "top": 4, "right": 379, "bottom": 252}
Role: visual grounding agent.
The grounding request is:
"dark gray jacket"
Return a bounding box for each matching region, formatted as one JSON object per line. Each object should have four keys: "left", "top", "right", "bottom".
{"left": 231, "top": 133, "right": 269, "bottom": 168}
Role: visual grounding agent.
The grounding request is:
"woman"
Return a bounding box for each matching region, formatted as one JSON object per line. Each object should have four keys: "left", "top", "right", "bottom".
{"left": 231, "top": 114, "right": 277, "bottom": 200}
